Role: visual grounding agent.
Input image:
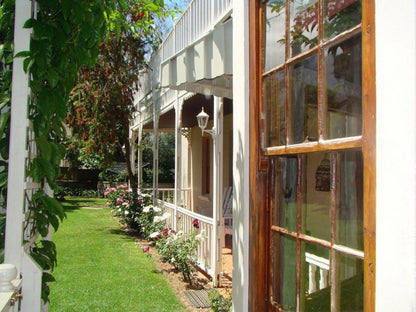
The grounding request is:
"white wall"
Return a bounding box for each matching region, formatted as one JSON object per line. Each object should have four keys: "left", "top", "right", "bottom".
{"left": 232, "top": 1, "right": 250, "bottom": 311}
{"left": 376, "top": 2, "right": 416, "bottom": 311}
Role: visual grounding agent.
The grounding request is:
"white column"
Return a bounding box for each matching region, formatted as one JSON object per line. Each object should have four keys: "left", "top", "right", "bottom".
{"left": 152, "top": 114, "right": 159, "bottom": 203}
{"left": 376, "top": 1, "right": 416, "bottom": 311}
{"left": 232, "top": 0, "right": 250, "bottom": 311}
{"left": 173, "top": 92, "right": 182, "bottom": 231}
{"left": 211, "top": 96, "right": 223, "bottom": 286}
{"left": 137, "top": 125, "right": 142, "bottom": 191}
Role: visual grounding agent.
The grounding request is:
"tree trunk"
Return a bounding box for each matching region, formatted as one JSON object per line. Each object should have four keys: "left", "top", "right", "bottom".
{"left": 123, "top": 132, "right": 137, "bottom": 192}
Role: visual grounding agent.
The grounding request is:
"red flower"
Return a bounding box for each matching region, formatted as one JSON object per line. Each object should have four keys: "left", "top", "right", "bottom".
{"left": 192, "top": 219, "right": 200, "bottom": 229}
{"left": 142, "top": 246, "right": 150, "bottom": 253}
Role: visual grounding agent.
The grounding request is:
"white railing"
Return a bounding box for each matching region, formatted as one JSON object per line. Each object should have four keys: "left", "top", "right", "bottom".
{"left": 142, "top": 188, "right": 191, "bottom": 210}
{"left": 305, "top": 252, "right": 330, "bottom": 294}
{"left": 155, "top": 199, "right": 214, "bottom": 274}
{"left": 160, "top": 0, "right": 232, "bottom": 63}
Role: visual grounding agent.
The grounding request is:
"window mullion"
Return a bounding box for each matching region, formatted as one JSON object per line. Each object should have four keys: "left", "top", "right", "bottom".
{"left": 296, "top": 154, "right": 303, "bottom": 312}
{"left": 284, "top": 0, "right": 290, "bottom": 146}
{"left": 330, "top": 152, "right": 339, "bottom": 312}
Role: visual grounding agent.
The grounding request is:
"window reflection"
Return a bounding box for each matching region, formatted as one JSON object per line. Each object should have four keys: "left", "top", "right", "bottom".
{"left": 336, "top": 150, "right": 363, "bottom": 250}
{"left": 290, "top": 55, "right": 318, "bottom": 144}
{"left": 290, "top": 0, "right": 318, "bottom": 57}
{"left": 324, "top": 0, "right": 362, "bottom": 41}
{"left": 273, "top": 156, "right": 298, "bottom": 232}
{"left": 272, "top": 233, "right": 297, "bottom": 311}
{"left": 263, "top": 0, "right": 286, "bottom": 72}
{"left": 327, "top": 35, "right": 362, "bottom": 139}
{"left": 301, "top": 242, "right": 331, "bottom": 312}
{"left": 263, "top": 71, "right": 285, "bottom": 148}
{"left": 302, "top": 152, "right": 331, "bottom": 241}
{"left": 337, "top": 253, "right": 363, "bottom": 311}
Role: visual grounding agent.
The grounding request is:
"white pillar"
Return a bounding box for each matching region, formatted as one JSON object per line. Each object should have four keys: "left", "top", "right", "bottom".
{"left": 152, "top": 104, "right": 159, "bottom": 203}
{"left": 137, "top": 125, "right": 142, "bottom": 191}
{"left": 173, "top": 92, "right": 182, "bottom": 230}
{"left": 232, "top": 0, "right": 250, "bottom": 311}
{"left": 212, "top": 96, "right": 223, "bottom": 286}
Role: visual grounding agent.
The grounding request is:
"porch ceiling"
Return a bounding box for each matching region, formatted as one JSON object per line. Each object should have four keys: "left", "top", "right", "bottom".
{"left": 181, "top": 94, "right": 232, "bottom": 128}
{"left": 142, "top": 94, "right": 233, "bottom": 130}
{"left": 143, "top": 108, "right": 175, "bottom": 130}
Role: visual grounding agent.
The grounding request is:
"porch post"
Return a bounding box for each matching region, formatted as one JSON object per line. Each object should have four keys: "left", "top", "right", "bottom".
{"left": 174, "top": 92, "right": 182, "bottom": 230}
{"left": 212, "top": 96, "right": 224, "bottom": 286}
{"left": 137, "top": 125, "right": 142, "bottom": 191}
{"left": 152, "top": 106, "right": 159, "bottom": 203}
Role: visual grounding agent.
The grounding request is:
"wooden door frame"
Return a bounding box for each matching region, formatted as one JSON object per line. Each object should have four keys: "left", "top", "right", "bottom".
{"left": 248, "top": 1, "right": 376, "bottom": 311}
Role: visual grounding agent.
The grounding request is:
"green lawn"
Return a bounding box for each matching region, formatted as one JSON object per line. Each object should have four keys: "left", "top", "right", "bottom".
{"left": 49, "top": 197, "right": 187, "bottom": 312}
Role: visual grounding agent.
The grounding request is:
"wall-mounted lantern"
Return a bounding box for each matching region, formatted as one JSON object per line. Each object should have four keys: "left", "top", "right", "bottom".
{"left": 197, "top": 107, "right": 216, "bottom": 138}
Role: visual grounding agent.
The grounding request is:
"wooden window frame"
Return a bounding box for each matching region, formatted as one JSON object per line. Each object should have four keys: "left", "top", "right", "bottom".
{"left": 249, "top": 0, "right": 376, "bottom": 311}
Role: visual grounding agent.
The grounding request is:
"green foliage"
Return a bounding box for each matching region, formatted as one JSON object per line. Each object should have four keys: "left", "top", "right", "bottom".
{"left": 155, "top": 229, "right": 203, "bottom": 284}
{"left": 66, "top": 0, "right": 170, "bottom": 183}
{"left": 54, "top": 186, "right": 98, "bottom": 201}
{"left": 105, "top": 185, "right": 153, "bottom": 231}
{"left": 208, "top": 289, "right": 232, "bottom": 312}
{"left": 0, "top": 0, "right": 14, "bottom": 208}
{"left": 98, "top": 169, "right": 128, "bottom": 182}
{"left": 140, "top": 132, "right": 175, "bottom": 184}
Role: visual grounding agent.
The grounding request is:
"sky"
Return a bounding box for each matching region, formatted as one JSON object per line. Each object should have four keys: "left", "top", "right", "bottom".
{"left": 160, "top": 0, "right": 191, "bottom": 38}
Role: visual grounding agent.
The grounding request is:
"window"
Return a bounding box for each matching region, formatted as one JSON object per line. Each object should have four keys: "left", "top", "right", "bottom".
{"left": 259, "top": 0, "right": 369, "bottom": 311}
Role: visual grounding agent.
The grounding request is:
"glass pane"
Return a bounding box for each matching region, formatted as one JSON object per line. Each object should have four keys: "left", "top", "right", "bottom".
{"left": 290, "top": 55, "right": 318, "bottom": 144}
{"left": 336, "top": 151, "right": 363, "bottom": 250}
{"left": 336, "top": 253, "right": 363, "bottom": 311}
{"left": 301, "top": 242, "right": 330, "bottom": 312}
{"left": 273, "top": 157, "right": 298, "bottom": 231}
{"left": 302, "top": 152, "right": 331, "bottom": 241}
{"left": 263, "top": 71, "right": 285, "bottom": 148}
{"left": 327, "top": 35, "right": 362, "bottom": 139}
{"left": 271, "top": 233, "right": 297, "bottom": 311}
{"left": 290, "top": 0, "right": 318, "bottom": 57}
{"left": 263, "top": 0, "right": 286, "bottom": 72}
{"left": 323, "top": 0, "right": 362, "bottom": 41}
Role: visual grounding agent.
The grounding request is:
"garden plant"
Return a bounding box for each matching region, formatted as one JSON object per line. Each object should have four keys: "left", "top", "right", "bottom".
{"left": 105, "top": 186, "right": 205, "bottom": 286}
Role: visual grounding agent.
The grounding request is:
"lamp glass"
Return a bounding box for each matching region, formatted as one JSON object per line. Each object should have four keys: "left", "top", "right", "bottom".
{"left": 197, "top": 107, "right": 209, "bottom": 130}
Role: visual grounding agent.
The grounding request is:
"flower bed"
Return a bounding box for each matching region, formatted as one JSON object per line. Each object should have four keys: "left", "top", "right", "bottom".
{"left": 105, "top": 185, "right": 206, "bottom": 285}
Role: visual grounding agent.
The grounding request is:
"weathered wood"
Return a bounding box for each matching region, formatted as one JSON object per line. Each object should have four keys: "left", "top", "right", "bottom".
{"left": 362, "top": 0, "right": 376, "bottom": 311}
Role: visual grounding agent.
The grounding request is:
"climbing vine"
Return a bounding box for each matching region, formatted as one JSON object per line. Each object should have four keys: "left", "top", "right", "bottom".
{"left": 0, "top": 0, "right": 14, "bottom": 209}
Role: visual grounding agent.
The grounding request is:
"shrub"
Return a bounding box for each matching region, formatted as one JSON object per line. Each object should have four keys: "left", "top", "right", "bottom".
{"left": 153, "top": 220, "right": 206, "bottom": 285}
{"left": 105, "top": 186, "right": 152, "bottom": 232}
{"left": 138, "top": 204, "right": 165, "bottom": 238}
{"left": 208, "top": 289, "right": 232, "bottom": 312}
{"left": 54, "top": 186, "right": 98, "bottom": 200}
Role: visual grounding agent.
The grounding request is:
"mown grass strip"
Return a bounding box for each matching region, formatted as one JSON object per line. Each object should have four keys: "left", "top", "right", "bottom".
{"left": 49, "top": 197, "right": 187, "bottom": 312}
